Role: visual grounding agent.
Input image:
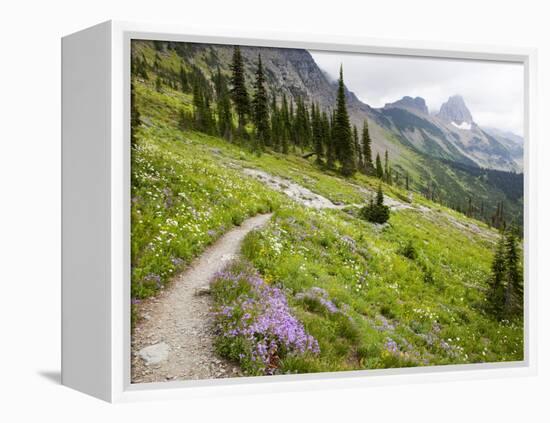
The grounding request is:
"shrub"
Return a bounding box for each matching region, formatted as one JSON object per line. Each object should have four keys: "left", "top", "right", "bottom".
{"left": 360, "top": 184, "right": 390, "bottom": 224}
{"left": 398, "top": 240, "right": 417, "bottom": 260}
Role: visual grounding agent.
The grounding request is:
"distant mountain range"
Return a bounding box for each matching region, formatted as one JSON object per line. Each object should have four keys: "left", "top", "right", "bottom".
{"left": 376, "top": 93, "right": 523, "bottom": 172}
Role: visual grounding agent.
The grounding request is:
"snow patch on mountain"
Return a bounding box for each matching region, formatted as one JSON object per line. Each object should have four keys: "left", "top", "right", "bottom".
{"left": 451, "top": 121, "right": 472, "bottom": 131}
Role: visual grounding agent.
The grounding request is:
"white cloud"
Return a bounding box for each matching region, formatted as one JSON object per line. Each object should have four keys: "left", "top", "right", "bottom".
{"left": 310, "top": 50, "right": 524, "bottom": 136}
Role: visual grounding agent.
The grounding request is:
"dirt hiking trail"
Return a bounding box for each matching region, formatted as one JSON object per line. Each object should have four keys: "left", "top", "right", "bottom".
{"left": 131, "top": 213, "right": 272, "bottom": 383}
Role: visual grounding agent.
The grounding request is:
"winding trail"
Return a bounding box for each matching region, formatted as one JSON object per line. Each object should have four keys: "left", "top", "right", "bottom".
{"left": 131, "top": 213, "right": 272, "bottom": 383}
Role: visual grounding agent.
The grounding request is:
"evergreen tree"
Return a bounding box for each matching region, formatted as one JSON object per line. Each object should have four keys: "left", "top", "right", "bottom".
{"left": 192, "top": 81, "right": 214, "bottom": 134}
{"left": 362, "top": 119, "right": 373, "bottom": 173}
{"left": 178, "top": 107, "right": 192, "bottom": 131}
{"left": 230, "top": 46, "right": 250, "bottom": 134}
{"left": 270, "top": 95, "right": 281, "bottom": 152}
{"left": 504, "top": 231, "right": 523, "bottom": 317}
{"left": 280, "top": 94, "right": 290, "bottom": 154}
{"left": 213, "top": 66, "right": 224, "bottom": 98}
{"left": 294, "top": 96, "right": 307, "bottom": 152}
{"left": 130, "top": 81, "right": 140, "bottom": 147}
{"left": 311, "top": 103, "right": 324, "bottom": 165}
{"left": 353, "top": 125, "right": 363, "bottom": 170}
{"left": 487, "top": 229, "right": 523, "bottom": 318}
{"left": 216, "top": 69, "right": 233, "bottom": 141}
{"left": 326, "top": 111, "right": 336, "bottom": 169}
{"left": 405, "top": 172, "right": 410, "bottom": 191}
{"left": 333, "top": 66, "right": 356, "bottom": 176}
{"left": 467, "top": 196, "right": 474, "bottom": 217}
{"left": 252, "top": 54, "right": 270, "bottom": 150}
{"left": 289, "top": 100, "right": 297, "bottom": 152}
{"left": 322, "top": 110, "right": 334, "bottom": 169}
{"left": 360, "top": 184, "right": 390, "bottom": 224}
{"left": 491, "top": 201, "right": 506, "bottom": 230}
{"left": 384, "top": 150, "right": 390, "bottom": 183}
{"left": 489, "top": 232, "right": 506, "bottom": 316}
{"left": 375, "top": 153, "right": 384, "bottom": 179}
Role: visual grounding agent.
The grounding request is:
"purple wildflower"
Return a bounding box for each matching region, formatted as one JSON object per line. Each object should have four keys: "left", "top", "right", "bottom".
{"left": 212, "top": 266, "right": 319, "bottom": 375}
{"left": 385, "top": 338, "right": 399, "bottom": 354}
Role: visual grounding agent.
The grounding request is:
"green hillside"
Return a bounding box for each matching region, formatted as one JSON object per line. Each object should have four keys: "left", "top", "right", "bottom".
{"left": 131, "top": 40, "right": 523, "bottom": 375}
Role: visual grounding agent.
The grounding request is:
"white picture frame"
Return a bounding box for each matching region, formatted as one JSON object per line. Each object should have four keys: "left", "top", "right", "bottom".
{"left": 61, "top": 20, "right": 538, "bottom": 403}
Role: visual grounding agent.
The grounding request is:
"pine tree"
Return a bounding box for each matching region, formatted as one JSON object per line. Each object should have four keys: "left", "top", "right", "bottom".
{"left": 213, "top": 66, "right": 224, "bottom": 98}
{"left": 294, "top": 96, "right": 307, "bottom": 152}
{"left": 360, "top": 184, "right": 390, "bottom": 224}
{"left": 270, "top": 95, "right": 281, "bottom": 152}
{"left": 289, "top": 100, "right": 297, "bottom": 152}
{"left": 192, "top": 81, "right": 215, "bottom": 134}
{"left": 467, "top": 196, "right": 474, "bottom": 218}
{"left": 280, "top": 94, "right": 290, "bottom": 154}
{"left": 375, "top": 153, "right": 384, "bottom": 179}
{"left": 489, "top": 232, "right": 507, "bottom": 317}
{"left": 311, "top": 103, "right": 324, "bottom": 165}
{"left": 333, "top": 66, "right": 356, "bottom": 176}
{"left": 130, "top": 81, "right": 140, "bottom": 147}
{"left": 491, "top": 201, "right": 506, "bottom": 230}
{"left": 362, "top": 119, "right": 373, "bottom": 173}
{"left": 504, "top": 231, "right": 522, "bottom": 317}
{"left": 326, "top": 111, "right": 336, "bottom": 169}
{"left": 405, "top": 172, "right": 410, "bottom": 191}
{"left": 353, "top": 125, "right": 363, "bottom": 170}
{"left": 230, "top": 46, "right": 250, "bottom": 134}
{"left": 384, "top": 150, "right": 390, "bottom": 183}
{"left": 252, "top": 54, "right": 270, "bottom": 150}
{"left": 322, "top": 110, "right": 334, "bottom": 169}
{"left": 376, "top": 183, "right": 384, "bottom": 207}
{"left": 216, "top": 69, "right": 233, "bottom": 141}
{"left": 178, "top": 107, "right": 192, "bottom": 131}
{"left": 488, "top": 229, "right": 523, "bottom": 319}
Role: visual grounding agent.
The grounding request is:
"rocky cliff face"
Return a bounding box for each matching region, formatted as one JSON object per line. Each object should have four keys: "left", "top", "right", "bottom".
{"left": 436, "top": 95, "right": 473, "bottom": 124}
{"left": 384, "top": 96, "right": 429, "bottom": 115}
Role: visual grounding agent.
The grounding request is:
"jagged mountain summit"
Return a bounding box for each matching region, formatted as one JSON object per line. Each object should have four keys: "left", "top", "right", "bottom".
{"left": 384, "top": 96, "right": 429, "bottom": 115}
{"left": 436, "top": 95, "right": 474, "bottom": 129}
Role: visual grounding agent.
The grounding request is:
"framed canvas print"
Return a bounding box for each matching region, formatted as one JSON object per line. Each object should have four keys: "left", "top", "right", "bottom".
{"left": 61, "top": 21, "right": 537, "bottom": 402}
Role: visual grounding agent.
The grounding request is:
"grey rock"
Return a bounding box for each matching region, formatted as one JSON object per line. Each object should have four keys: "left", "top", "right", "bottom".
{"left": 138, "top": 342, "right": 170, "bottom": 365}
{"left": 194, "top": 286, "right": 211, "bottom": 296}
{"left": 437, "top": 95, "right": 473, "bottom": 124}
{"left": 384, "top": 96, "right": 429, "bottom": 114}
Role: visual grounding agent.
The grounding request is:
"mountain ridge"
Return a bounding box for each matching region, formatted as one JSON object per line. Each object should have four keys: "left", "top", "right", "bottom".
{"left": 132, "top": 40, "right": 523, "bottom": 227}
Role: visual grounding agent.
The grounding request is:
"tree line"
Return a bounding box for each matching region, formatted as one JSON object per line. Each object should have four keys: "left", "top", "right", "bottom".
{"left": 133, "top": 45, "right": 408, "bottom": 181}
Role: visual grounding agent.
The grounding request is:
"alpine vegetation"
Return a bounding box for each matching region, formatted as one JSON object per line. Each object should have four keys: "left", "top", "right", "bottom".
{"left": 130, "top": 39, "right": 525, "bottom": 383}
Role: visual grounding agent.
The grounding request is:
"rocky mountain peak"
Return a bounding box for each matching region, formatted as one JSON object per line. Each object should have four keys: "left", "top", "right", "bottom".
{"left": 384, "top": 96, "right": 428, "bottom": 114}
{"left": 437, "top": 95, "right": 473, "bottom": 125}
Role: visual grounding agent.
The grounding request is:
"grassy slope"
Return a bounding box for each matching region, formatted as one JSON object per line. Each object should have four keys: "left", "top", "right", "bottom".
{"left": 131, "top": 70, "right": 523, "bottom": 373}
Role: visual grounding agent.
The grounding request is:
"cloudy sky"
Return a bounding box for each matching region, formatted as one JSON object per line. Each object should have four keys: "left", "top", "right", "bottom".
{"left": 310, "top": 50, "right": 524, "bottom": 136}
